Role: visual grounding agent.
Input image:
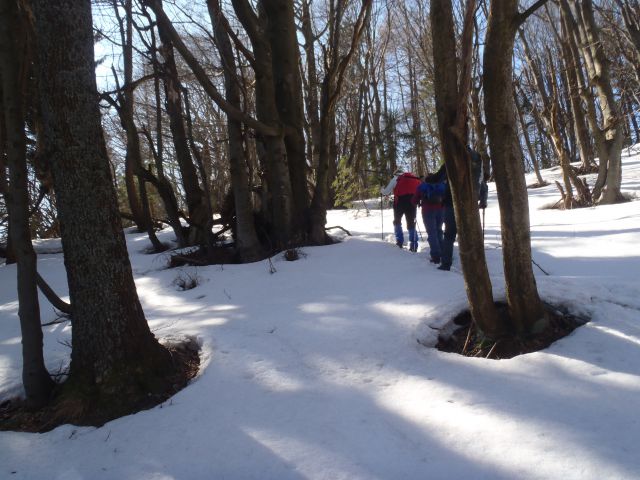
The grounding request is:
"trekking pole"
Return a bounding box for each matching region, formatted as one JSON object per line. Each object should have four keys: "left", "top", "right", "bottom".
{"left": 482, "top": 208, "right": 486, "bottom": 241}
{"left": 380, "top": 191, "right": 384, "bottom": 240}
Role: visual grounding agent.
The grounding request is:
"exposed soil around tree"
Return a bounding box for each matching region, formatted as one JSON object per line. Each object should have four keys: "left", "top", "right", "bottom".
{"left": 436, "top": 302, "right": 587, "bottom": 359}
{"left": 169, "top": 245, "right": 241, "bottom": 267}
{"left": 526, "top": 181, "right": 549, "bottom": 189}
{"left": 0, "top": 338, "right": 200, "bottom": 433}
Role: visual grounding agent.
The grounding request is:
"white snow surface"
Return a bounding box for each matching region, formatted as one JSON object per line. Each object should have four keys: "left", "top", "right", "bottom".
{"left": 1, "top": 146, "right": 640, "bottom": 479}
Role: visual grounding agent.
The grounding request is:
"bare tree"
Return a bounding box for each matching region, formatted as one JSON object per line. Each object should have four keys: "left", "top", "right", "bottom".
{"left": 207, "top": 0, "right": 264, "bottom": 261}
{"left": 483, "top": 0, "right": 548, "bottom": 334}
{"left": 430, "top": 0, "right": 502, "bottom": 336}
{"left": 0, "top": 0, "right": 53, "bottom": 406}
{"left": 32, "top": 0, "right": 172, "bottom": 405}
{"left": 309, "top": 0, "right": 372, "bottom": 244}
{"left": 564, "top": 0, "right": 624, "bottom": 203}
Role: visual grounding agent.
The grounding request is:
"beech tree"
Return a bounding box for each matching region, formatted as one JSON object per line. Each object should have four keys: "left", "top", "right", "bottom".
{"left": 430, "top": 0, "right": 501, "bottom": 336}
{"left": 207, "top": 0, "right": 264, "bottom": 261}
{"left": 32, "top": 0, "right": 172, "bottom": 405}
{"left": 483, "top": 0, "right": 549, "bottom": 334}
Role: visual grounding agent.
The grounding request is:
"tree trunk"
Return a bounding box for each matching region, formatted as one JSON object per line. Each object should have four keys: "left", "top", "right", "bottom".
{"left": 0, "top": 1, "right": 54, "bottom": 406}
{"left": 483, "top": 0, "right": 546, "bottom": 335}
{"left": 262, "top": 0, "right": 310, "bottom": 239}
{"left": 408, "top": 55, "right": 426, "bottom": 176}
{"left": 309, "top": 0, "right": 371, "bottom": 244}
{"left": 230, "top": 0, "right": 295, "bottom": 250}
{"left": 559, "top": 13, "right": 594, "bottom": 171}
{"left": 301, "top": 0, "right": 321, "bottom": 172}
{"left": 149, "top": 31, "right": 186, "bottom": 248}
{"left": 430, "top": 0, "right": 502, "bottom": 337}
{"left": 514, "top": 86, "right": 545, "bottom": 186}
{"left": 116, "top": 0, "right": 162, "bottom": 251}
{"left": 32, "top": 0, "right": 171, "bottom": 400}
{"left": 570, "top": 0, "right": 624, "bottom": 203}
{"left": 208, "top": 0, "right": 263, "bottom": 261}
{"left": 155, "top": 0, "right": 210, "bottom": 245}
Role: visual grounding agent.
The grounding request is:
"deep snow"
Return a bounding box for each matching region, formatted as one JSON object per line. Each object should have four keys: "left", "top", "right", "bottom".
{"left": 1, "top": 146, "right": 639, "bottom": 479}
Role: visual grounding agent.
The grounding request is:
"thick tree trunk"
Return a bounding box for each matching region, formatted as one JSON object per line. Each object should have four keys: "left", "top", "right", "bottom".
{"left": 430, "top": 0, "right": 502, "bottom": 337}
{"left": 483, "top": 0, "right": 546, "bottom": 335}
{"left": 208, "top": 0, "right": 263, "bottom": 261}
{"left": 32, "top": 0, "right": 171, "bottom": 398}
{"left": 230, "top": 0, "right": 295, "bottom": 250}
{"left": 262, "top": 0, "right": 310, "bottom": 239}
{"left": 0, "top": 1, "right": 54, "bottom": 406}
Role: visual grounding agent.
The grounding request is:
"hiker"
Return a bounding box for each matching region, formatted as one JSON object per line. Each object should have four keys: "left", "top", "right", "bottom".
{"left": 426, "top": 146, "right": 488, "bottom": 271}
{"left": 413, "top": 177, "right": 445, "bottom": 264}
{"left": 382, "top": 170, "right": 421, "bottom": 251}
{"left": 425, "top": 164, "right": 455, "bottom": 270}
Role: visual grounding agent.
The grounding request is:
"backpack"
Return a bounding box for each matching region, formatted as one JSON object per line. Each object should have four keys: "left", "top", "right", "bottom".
{"left": 394, "top": 173, "right": 421, "bottom": 197}
{"left": 419, "top": 182, "right": 446, "bottom": 205}
{"left": 469, "top": 147, "right": 488, "bottom": 208}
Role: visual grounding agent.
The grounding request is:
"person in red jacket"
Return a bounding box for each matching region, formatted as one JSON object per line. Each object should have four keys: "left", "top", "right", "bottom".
{"left": 382, "top": 171, "right": 421, "bottom": 251}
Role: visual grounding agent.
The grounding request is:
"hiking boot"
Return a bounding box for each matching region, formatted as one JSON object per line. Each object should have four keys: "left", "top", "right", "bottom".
{"left": 430, "top": 256, "right": 441, "bottom": 264}
{"left": 396, "top": 241, "right": 403, "bottom": 248}
{"left": 437, "top": 264, "right": 451, "bottom": 271}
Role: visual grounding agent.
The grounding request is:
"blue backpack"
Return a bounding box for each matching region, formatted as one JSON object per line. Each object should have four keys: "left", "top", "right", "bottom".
{"left": 419, "top": 182, "right": 446, "bottom": 205}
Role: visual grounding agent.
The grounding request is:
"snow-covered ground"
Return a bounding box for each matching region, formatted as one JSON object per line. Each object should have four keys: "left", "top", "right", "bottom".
{"left": 1, "top": 146, "right": 639, "bottom": 479}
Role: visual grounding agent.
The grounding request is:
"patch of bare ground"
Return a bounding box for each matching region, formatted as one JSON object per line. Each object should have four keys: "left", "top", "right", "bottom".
{"left": 169, "top": 245, "right": 240, "bottom": 267}
{"left": 436, "top": 302, "right": 587, "bottom": 359}
{"left": 527, "top": 181, "right": 549, "bottom": 189}
{"left": 0, "top": 338, "right": 200, "bottom": 433}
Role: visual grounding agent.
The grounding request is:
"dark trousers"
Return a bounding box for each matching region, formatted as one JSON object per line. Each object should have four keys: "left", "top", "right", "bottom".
{"left": 393, "top": 195, "right": 417, "bottom": 230}
{"left": 440, "top": 205, "right": 457, "bottom": 268}
{"left": 422, "top": 208, "right": 444, "bottom": 259}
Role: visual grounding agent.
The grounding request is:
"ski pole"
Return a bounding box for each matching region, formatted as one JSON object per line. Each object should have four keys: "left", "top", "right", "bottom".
{"left": 380, "top": 191, "right": 384, "bottom": 240}
{"left": 482, "top": 208, "right": 486, "bottom": 241}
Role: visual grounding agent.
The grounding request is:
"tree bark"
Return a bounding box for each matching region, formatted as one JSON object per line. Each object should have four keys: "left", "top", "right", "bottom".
{"left": 558, "top": 11, "right": 594, "bottom": 171}
{"left": 430, "top": 0, "right": 502, "bottom": 337}
{"left": 483, "top": 0, "right": 546, "bottom": 334}
{"left": 148, "top": 0, "right": 295, "bottom": 250}
{"left": 569, "top": 0, "right": 624, "bottom": 203}
{"left": 155, "top": 0, "right": 210, "bottom": 245}
{"left": 514, "top": 86, "right": 545, "bottom": 186}
{"left": 309, "top": 0, "right": 372, "bottom": 244}
{"left": 32, "top": 0, "right": 171, "bottom": 398}
{"left": 114, "top": 0, "right": 162, "bottom": 251}
{"left": 0, "top": 0, "right": 54, "bottom": 406}
{"left": 208, "top": 0, "right": 263, "bottom": 261}
{"left": 262, "top": 0, "right": 310, "bottom": 237}
{"left": 231, "top": 0, "right": 295, "bottom": 250}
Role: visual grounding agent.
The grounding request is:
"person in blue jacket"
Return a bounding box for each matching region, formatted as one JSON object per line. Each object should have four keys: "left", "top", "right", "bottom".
{"left": 426, "top": 147, "right": 488, "bottom": 271}
{"left": 413, "top": 179, "right": 445, "bottom": 264}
